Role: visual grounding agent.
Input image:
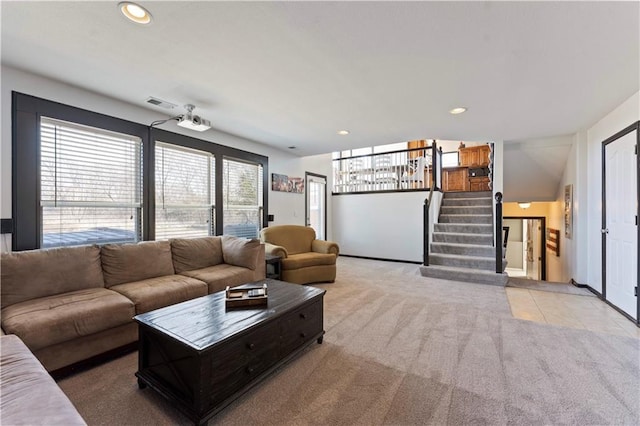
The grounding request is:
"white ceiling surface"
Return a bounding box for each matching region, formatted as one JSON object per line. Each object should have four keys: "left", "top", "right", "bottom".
{"left": 1, "top": 2, "right": 638, "bottom": 201}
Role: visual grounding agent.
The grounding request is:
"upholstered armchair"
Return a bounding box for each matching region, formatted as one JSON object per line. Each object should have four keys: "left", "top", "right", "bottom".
{"left": 259, "top": 225, "right": 339, "bottom": 284}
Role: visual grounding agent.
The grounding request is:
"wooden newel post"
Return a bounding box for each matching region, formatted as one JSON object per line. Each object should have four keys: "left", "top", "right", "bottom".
{"left": 495, "top": 192, "right": 503, "bottom": 273}
{"left": 423, "top": 198, "right": 429, "bottom": 266}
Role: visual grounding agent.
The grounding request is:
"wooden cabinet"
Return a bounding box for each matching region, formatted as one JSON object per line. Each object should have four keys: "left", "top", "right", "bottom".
{"left": 469, "top": 176, "right": 490, "bottom": 192}
{"left": 408, "top": 140, "right": 428, "bottom": 159}
{"left": 459, "top": 145, "right": 490, "bottom": 167}
{"left": 443, "top": 167, "right": 468, "bottom": 192}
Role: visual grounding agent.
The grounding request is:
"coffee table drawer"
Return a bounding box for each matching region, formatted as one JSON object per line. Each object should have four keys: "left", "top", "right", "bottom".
{"left": 208, "top": 321, "right": 280, "bottom": 402}
{"left": 280, "top": 299, "right": 323, "bottom": 354}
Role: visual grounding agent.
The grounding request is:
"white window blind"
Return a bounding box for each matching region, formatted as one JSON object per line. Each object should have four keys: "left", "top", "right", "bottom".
{"left": 40, "top": 117, "right": 142, "bottom": 248}
{"left": 222, "top": 158, "right": 263, "bottom": 239}
{"left": 155, "top": 142, "right": 215, "bottom": 240}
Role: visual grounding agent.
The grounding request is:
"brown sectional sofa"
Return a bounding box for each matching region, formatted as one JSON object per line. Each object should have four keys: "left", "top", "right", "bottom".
{"left": 0, "top": 235, "right": 265, "bottom": 372}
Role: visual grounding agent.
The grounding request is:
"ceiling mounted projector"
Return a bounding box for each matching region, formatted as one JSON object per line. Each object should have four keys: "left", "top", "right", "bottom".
{"left": 177, "top": 104, "right": 211, "bottom": 132}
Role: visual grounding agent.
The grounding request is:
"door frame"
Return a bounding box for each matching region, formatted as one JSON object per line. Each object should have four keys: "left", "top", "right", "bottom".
{"left": 601, "top": 121, "right": 639, "bottom": 324}
{"left": 305, "top": 172, "right": 327, "bottom": 240}
{"left": 504, "top": 216, "right": 546, "bottom": 281}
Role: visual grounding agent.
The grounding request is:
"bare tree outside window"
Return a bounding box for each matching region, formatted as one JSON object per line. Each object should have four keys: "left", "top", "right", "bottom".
{"left": 40, "top": 118, "right": 142, "bottom": 247}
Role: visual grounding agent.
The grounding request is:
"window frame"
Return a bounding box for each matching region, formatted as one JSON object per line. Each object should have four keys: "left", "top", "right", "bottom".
{"left": 149, "top": 128, "right": 268, "bottom": 239}
{"left": 12, "top": 92, "right": 269, "bottom": 250}
{"left": 39, "top": 117, "right": 144, "bottom": 247}
{"left": 154, "top": 141, "right": 215, "bottom": 240}
{"left": 12, "top": 92, "right": 151, "bottom": 250}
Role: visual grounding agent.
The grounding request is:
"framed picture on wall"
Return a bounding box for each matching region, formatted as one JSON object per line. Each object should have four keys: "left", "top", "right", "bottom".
{"left": 564, "top": 184, "right": 573, "bottom": 239}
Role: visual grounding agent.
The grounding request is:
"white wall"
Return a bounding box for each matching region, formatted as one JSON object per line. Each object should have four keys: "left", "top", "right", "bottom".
{"left": 0, "top": 65, "right": 310, "bottom": 248}
{"left": 333, "top": 191, "right": 436, "bottom": 262}
{"left": 584, "top": 91, "right": 639, "bottom": 292}
{"left": 268, "top": 153, "right": 334, "bottom": 239}
{"left": 547, "top": 132, "right": 583, "bottom": 284}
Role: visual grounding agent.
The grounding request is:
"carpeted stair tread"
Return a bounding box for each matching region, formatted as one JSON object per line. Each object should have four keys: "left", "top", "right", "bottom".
{"left": 443, "top": 191, "right": 492, "bottom": 199}
{"left": 429, "top": 253, "right": 505, "bottom": 272}
{"left": 438, "top": 214, "right": 493, "bottom": 224}
{"left": 434, "top": 223, "right": 493, "bottom": 234}
{"left": 419, "top": 264, "right": 508, "bottom": 286}
{"left": 431, "top": 242, "right": 495, "bottom": 256}
{"left": 440, "top": 206, "right": 493, "bottom": 215}
{"left": 441, "top": 199, "right": 492, "bottom": 207}
{"left": 432, "top": 232, "right": 494, "bottom": 245}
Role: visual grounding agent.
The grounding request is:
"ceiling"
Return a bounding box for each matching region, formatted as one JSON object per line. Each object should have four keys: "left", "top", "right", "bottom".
{"left": 2, "top": 1, "right": 638, "bottom": 157}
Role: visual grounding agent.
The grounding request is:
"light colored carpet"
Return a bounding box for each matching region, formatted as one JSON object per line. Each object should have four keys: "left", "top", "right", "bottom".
{"left": 507, "top": 276, "right": 595, "bottom": 296}
{"left": 58, "top": 257, "right": 640, "bottom": 425}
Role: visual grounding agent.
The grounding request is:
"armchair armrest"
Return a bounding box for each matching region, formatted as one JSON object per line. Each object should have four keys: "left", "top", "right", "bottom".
{"left": 264, "top": 242, "right": 288, "bottom": 259}
{"left": 312, "top": 240, "right": 339, "bottom": 256}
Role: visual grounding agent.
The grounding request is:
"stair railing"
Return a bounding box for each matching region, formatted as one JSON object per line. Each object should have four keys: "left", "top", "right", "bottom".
{"left": 495, "top": 192, "right": 503, "bottom": 273}
{"left": 502, "top": 226, "right": 510, "bottom": 257}
{"left": 423, "top": 181, "right": 436, "bottom": 266}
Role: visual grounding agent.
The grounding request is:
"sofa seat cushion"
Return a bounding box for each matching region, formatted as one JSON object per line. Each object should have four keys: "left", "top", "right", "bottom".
{"left": 180, "top": 264, "right": 256, "bottom": 294}
{"left": 1, "top": 335, "right": 86, "bottom": 425}
{"left": 1, "top": 289, "right": 135, "bottom": 351}
{"left": 282, "top": 252, "right": 336, "bottom": 270}
{"left": 109, "top": 275, "right": 208, "bottom": 314}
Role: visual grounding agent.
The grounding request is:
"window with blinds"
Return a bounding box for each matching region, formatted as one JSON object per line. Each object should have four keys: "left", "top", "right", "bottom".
{"left": 40, "top": 117, "right": 142, "bottom": 248}
{"left": 155, "top": 142, "right": 215, "bottom": 240}
{"left": 222, "top": 158, "right": 263, "bottom": 239}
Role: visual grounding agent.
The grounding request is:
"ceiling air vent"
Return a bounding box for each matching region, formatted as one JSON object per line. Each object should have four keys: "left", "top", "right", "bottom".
{"left": 145, "top": 97, "right": 177, "bottom": 109}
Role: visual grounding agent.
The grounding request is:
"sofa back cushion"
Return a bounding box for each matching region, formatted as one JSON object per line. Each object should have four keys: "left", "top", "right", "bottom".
{"left": 101, "top": 241, "right": 174, "bottom": 287}
{"left": 170, "top": 237, "right": 224, "bottom": 273}
{"left": 260, "top": 225, "right": 316, "bottom": 255}
{"left": 1, "top": 245, "right": 104, "bottom": 309}
{"left": 221, "top": 235, "right": 262, "bottom": 270}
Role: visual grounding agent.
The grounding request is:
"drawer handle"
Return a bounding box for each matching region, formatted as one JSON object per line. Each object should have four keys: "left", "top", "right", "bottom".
{"left": 247, "top": 343, "right": 255, "bottom": 350}
{"left": 300, "top": 313, "right": 307, "bottom": 319}
{"left": 300, "top": 332, "right": 307, "bottom": 338}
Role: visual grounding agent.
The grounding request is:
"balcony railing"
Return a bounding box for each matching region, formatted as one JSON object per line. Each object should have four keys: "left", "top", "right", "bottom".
{"left": 333, "top": 143, "right": 440, "bottom": 194}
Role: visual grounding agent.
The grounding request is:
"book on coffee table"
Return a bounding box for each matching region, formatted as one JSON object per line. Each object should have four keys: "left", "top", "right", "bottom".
{"left": 225, "top": 283, "right": 268, "bottom": 308}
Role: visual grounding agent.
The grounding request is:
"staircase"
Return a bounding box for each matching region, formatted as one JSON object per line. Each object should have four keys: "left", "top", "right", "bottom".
{"left": 420, "top": 191, "right": 508, "bottom": 286}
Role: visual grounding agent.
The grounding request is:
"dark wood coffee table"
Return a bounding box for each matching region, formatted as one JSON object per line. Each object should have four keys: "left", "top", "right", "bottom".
{"left": 134, "top": 279, "right": 325, "bottom": 425}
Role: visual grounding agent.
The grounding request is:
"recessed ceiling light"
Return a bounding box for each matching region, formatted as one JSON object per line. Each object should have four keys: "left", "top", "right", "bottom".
{"left": 337, "top": 130, "right": 350, "bottom": 135}
{"left": 449, "top": 107, "right": 467, "bottom": 115}
{"left": 119, "top": 2, "right": 152, "bottom": 25}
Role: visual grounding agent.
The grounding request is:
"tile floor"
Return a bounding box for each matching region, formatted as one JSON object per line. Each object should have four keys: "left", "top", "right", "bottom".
{"left": 505, "top": 287, "right": 640, "bottom": 339}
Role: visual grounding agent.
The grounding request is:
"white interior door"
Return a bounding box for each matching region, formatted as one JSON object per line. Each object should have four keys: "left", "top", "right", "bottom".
{"left": 306, "top": 174, "right": 326, "bottom": 240}
{"left": 604, "top": 130, "right": 638, "bottom": 320}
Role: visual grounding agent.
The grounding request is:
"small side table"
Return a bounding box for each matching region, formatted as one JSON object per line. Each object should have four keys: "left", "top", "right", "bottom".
{"left": 265, "top": 254, "right": 282, "bottom": 280}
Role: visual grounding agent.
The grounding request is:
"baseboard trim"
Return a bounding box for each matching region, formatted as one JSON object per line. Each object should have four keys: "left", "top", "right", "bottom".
{"left": 340, "top": 254, "right": 422, "bottom": 265}
{"left": 50, "top": 342, "right": 137, "bottom": 381}
{"left": 571, "top": 279, "right": 639, "bottom": 327}
{"left": 570, "top": 278, "right": 602, "bottom": 297}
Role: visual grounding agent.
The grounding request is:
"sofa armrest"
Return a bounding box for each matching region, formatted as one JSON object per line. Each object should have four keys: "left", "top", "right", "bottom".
{"left": 264, "top": 243, "right": 288, "bottom": 259}
{"left": 0, "top": 335, "right": 87, "bottom": 425}
{"left": 312, "top": 240, "right": 339, "bottom": 256}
